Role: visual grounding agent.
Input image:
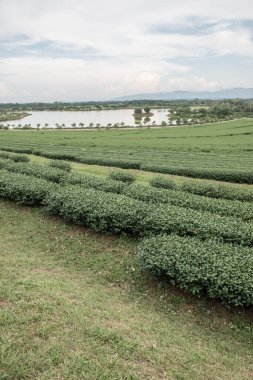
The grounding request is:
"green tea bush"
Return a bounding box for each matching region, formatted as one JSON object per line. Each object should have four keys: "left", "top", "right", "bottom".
{"left": 61, "top": 172, "right": 126, "bottom": 193}
{"left": 141, "top": 164, "right": 253, "bottom": 184}
{"left": 0, "top": 159, "right": 66, "bottom": 183}
{"left": 182, "top": 180, "right": 253, "bottom": 202}
{"left": 43, "top": 185, "right": 253, "bottom": 246}
{"left": 122, "top": 183, "right": 253, "bottom": 221}
{"left": 0, "top": 170, "right": 55, "bottom": 205}
{"left": 150, "top": 176, "right": 176, "bottom": 190}
{"left": 48, "top": 159, "right": 71, "bottom": 172}
{"left": 43, "top": 186, "right": 149, "bottom": 235}
{"left": 0, "top": 151, "right": 29, "bottom": 162}
{"left": 75, "top": 156, "right": 140, "bottom": 169}
{"left": 108, "top": 171, "right": 135, "bottom": 183}
{"left": 138, "top": 234, "right": 253, "bottom": 306}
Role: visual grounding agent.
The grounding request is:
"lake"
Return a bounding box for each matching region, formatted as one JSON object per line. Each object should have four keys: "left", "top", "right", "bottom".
{"left": 4, "top": 109, "right": 170, "bottom": 129}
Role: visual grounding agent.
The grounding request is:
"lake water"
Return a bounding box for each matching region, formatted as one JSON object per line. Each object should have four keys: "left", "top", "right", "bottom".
{"left": 4, "top": 109, "right": 170, "bottom": 129}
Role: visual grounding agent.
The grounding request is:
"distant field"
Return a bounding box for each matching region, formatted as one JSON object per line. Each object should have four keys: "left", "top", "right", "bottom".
{"left": 0, "top": 119, "right": 253, "bottom": 183}
{"left": 0, "top": 119, "right": 253, "bottom": 378}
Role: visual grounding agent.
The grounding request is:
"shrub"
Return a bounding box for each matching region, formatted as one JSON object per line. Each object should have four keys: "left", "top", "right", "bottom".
{"left": 0, "top": 159, "right": 67, "bottom": 183}
{"left": 138, "top": 234, "right": 253, "bottom": 306}
{"left": 61, "top": 172, "right": 126, "bottom": 193}
{"left": 48, "top": 159, "right": 71, "bottom": 172}
{"left": 150, "top": 176, "right": 176, "bottom": 190}
{"left": 181, "top": 180, "right": 253, "bottom": 202}
{"left": 108, "top": 171, "right": 135, "bottom": 183}
{"left": 141, "top": 164, "right": 253, "bottom": 184}
{"left": 43, "top": 186, "right": 149, "bottom": 235}
{"left": 75, "top": 156, "right": 140, "bottom": 169}
{"left": 122, "top": 183, "right": 253, "bottom": 221}
{"left": 0, "top": 151, "right": 29, "bottom": 162}
{"left": 43, "top": 185, "right": 253, "bottom": 246}
{"left": 0, "top": 170, "right": 56, "bottom": 205}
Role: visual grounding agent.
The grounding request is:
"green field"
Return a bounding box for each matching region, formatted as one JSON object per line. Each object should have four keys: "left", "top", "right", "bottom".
{"left": 0, "top": 119, "right": 253, "bottom": 378}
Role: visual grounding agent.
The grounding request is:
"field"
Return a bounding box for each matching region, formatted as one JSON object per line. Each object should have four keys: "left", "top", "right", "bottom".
{"left": 0, "top": 119, "right": 253, "bottom": 379}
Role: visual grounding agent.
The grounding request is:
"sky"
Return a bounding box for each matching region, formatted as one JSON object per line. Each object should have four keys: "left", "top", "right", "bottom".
{"left": 0, "top": 0, "right": 253, "bottom": 102}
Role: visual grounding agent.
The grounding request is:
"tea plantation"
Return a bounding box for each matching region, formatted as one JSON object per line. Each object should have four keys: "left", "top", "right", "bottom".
{"left": 1, "top": 122, "right": 253, "bottom": 379}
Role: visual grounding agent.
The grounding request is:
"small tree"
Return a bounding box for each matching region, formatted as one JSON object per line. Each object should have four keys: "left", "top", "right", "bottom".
{"left": 144, "top": 107, "right": 151, "bottom": 114}
{"left": 134, "top": 108, "right": 142, "bottom": 115}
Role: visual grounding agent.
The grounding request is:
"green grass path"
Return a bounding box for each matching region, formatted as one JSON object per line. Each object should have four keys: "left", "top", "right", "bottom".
{"left": 0, "top": 201, "right": 253, "bottom": 379}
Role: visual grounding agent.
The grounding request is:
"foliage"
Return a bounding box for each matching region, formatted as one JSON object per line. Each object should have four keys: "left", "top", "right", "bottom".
{"left": 142, "top": 164, "right": 253, "bottom": 184}
{"left": 150, "top": 176, "right": 176, "bottom": 190}
{"left": 0, "top": 170, "right": 56, "bottom": 205}
{"left": 108, "top": 170, "right": 136, "bottom": 183}
{"left": 42, "top": 185, "right": 253, "bottom": 246}
{"left": 0, "top": 151, "right": 29, "bottom": 162}
{"left": 138, "top": 234, "right": 253, "bottom": 306}
{"left": 61, "top": 171, "right": 126, "bottom": 193}
{"left": 48, "top": 159, "right": 71, "bottom": 171}
{"left": 122, "top": 183, "right": 253, "bottom": 221}
{"left": 182, "top": 180, "right": 253, "bottom": 202}
{"left": 0, "top": 159, "right": 66, "bottom": 183}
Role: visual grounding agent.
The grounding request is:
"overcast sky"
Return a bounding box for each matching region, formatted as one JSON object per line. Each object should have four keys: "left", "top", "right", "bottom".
{"left": 0, "top": 0, "right": 253, "bottom": 102}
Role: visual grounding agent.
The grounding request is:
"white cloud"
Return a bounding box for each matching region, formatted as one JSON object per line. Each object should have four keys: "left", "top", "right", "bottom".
{"left": 0, "top": 0, "right": 252, "bottom": 100}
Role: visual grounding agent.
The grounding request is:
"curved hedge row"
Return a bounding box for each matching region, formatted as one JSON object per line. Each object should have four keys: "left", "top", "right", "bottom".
{"left": 75, "top": 156, "right": 140, "bottom": 169}
{"left": 140, "top": 164, "right": 253, "bottom": 184}
{"left": 150, "top": 176, "right": 176, "bottom": 190}
{"left": 138, "top": 234, "right": 253, "bottom": 306}
{"left": 0, "top": 151, "right": 29, "bottom": 162}
{"left": 181, "top": 180, "right": 253, "bottom": 202}
{"left": 108, "top": 171, "right": 135, "bottom": 183}
{"left": 0, "top": 170, "right": 56, "bottom": 205}
{"left": 60, "top": 172, "right": 127, "bottom": 193}
{"left": 0, "top": 159, "right": 66, "bottom": 183}
{"left": 1, "top": 147, "right": 253, "bottom": 184}
{"left": 122, "top": 184, "right": 253, "bottom": 221}
{"left": 43, "top": 185, "right": 149, "bottom": 235}
{"left": 43, "top": 185, "right": 253, "bottom": 245}
{"left": 48, "top": 159, "right": 71, "bottom": 172}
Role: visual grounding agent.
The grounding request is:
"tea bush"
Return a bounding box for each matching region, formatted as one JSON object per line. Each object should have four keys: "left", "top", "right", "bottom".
{"left": 43, "top": 185, "right": 253, "bottom": 246}
{"left": 0, "top": 159, "right": 67, "bottom": 183}
{"left": 122, "top": 183, "right": 253, "bottom": 221}
{"left": 182, "top": 180, "right": 253, "bottom": 202}
{"left": 48, "top": 159, "right": 71, "bottom": 172}
{"left": 150, "top": 176, "right": 176, "bottom": 190}
{"left": 61, "top": 172, "right": 126, "bottom": 193}
{"left": 0, "top": 170, "right": 56, "bottom": 205}
{"left": 141, "top": 164, "right": 253, "bottom": 184}
{"left": 0, "top": 151, "right": 29, "bottom": 162}
{"left": 138, "top": 234, "right": 253, "bottom": 306}
{"left": 108, "top": 171, "right": 135, "bottom": 183}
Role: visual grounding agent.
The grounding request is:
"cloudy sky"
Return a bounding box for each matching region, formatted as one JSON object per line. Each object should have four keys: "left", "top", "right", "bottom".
{"left": 0, "top": 0, "right": 253, "bottom": 102}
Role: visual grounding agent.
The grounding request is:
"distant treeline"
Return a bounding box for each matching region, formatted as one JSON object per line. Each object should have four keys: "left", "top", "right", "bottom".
{"left": 0, "top": 98, "right": 253, "bottom": 112}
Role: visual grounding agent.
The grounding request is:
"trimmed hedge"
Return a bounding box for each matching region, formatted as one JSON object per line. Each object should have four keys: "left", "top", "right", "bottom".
{"left": 0, "top": 170, "right": 56, "bottom": 205}
{"left": 122, "top": 183, "right": 253, "bottom": 221}
{"left": 138, "top": 234, "right": 253, "bottom": 306}
{"left": 75, "top": 156, "right": 140, "bottom": 169}
{"left": 61, "top": 172, "right": 126, "bottom": 193}
{"left": 0, "top": 151, "right": 29, "bottom": 162}
{"left": 43, "top": 185, "right": 253, "bottom": 245}
{"left": 150, "top": 176, "right": 176, "bottom": 190}
{"left": 48, "top": 159, "right": 71, "bottom": 172}
{"left": 182, "top": 180, "right": 253, "bottom": 202}
{"left": 43, "top": 186, "right": 149, "bottom": 235}
{"left": 108, "top": 170, "right": 135, "bottom": 183}
{"left": 0, "top": 159, "right": 67, "bottom": 183}
{"left": 141, "top": 164, "right": 253, "bottom": 184}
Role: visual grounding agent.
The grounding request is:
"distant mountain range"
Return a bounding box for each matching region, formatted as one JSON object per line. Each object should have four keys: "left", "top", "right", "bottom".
{"left": 114, "top": 88, "right": 253, "bottom": 101}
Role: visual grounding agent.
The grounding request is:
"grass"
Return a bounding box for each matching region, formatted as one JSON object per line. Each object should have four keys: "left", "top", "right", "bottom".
{"left": 28, "top": 153, "right": 253, "bottom": 189}
{"left": 1, "top": 200, "right": 253, "bottom": 379}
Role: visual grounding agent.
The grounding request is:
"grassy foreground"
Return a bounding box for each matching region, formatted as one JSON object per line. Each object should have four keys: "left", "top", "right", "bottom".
{"left": 0, "top": 201, "right": 253, "bottom": 379}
